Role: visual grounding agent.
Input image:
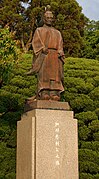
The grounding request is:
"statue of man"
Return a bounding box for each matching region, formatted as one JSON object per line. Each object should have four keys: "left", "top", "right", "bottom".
{"left": 30, "top": 8, "right": 65, "bottom": 101}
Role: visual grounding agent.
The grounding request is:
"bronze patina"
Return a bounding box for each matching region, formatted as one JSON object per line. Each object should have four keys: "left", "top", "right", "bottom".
{"left": 27, "top": 7, "right": 65, "bottom": 101}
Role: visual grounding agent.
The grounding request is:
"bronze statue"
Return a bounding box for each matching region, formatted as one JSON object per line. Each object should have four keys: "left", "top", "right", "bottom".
{"left": 28, "top": 7, "right": 65, "bottom": 101}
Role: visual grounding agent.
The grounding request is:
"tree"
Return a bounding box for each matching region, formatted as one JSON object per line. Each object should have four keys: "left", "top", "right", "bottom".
{"left": 0, "top": 0, "right": 24, "bottom": 32}
{"left": 0, "top": 27, "right": 19, "bottom": 88}
{"left": 81, "top": 20, "right": 99, "bottom": 60}
{"left": 0, "top": 0, "right": 32, "bottom": 52}
{"left": 51, "top": 0, "right": 86, "bottom": 57}
{"left": 0, "top": 0, "right": 86, "bottom": 56}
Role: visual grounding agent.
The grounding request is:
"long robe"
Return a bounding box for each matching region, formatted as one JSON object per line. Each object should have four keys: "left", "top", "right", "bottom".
{"left": 32, "top": 24, "right": 64, "bottom": 93}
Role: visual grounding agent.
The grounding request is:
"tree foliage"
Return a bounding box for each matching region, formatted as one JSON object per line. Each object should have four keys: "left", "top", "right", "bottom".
{"left": 0, "top": 54, "right": 99, "bottom": 178}
{"left": 0, "top": 0, "right": 86, "bottom": 56}
{"left": 81, "top": 20, "right": 99, "bottom": 60}
{"left": 0, "top": 27, "right": 19, "bottom": 87}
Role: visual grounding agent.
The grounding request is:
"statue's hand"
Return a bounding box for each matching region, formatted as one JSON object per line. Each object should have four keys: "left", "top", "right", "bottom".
{"left": 25, "top": 69, "right": 35, "bottom": 75}
{"left": 58, "top": 51, "right": 65, "bottom": 64}
{"left": 42, "top": 47, "right": 48, "bottom": 55}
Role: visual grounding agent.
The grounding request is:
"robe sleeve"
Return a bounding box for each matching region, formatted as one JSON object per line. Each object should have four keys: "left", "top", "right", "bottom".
{"left": 57, "top": 31, "right": 65, "bottom": 63}
{"left": 32, "top": 28, "right": 45, "bottom": 55}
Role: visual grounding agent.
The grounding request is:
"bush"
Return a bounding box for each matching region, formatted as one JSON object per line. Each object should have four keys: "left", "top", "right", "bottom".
{"left": 0, "top": 27, "right": 19, "bottom": 85}
{"left": 0, "top": 56, "right": 99, "bottom": 178}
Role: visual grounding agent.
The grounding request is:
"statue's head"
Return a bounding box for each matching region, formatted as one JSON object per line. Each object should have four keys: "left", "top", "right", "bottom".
{"left": 44, "top": 6, "right": 53, "bottom": 26}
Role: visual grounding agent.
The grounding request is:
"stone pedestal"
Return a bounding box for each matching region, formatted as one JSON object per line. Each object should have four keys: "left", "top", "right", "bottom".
{"left": 16, "top": 100, "right": 79, "bottom": 179}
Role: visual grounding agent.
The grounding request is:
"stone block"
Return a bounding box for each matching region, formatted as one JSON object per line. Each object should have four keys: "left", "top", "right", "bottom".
{"left": 16, "top": 102, "right": 78, "bottom": 179}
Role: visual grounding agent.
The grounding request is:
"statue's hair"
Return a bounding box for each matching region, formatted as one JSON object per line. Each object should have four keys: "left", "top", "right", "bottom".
{"left": 45, "top": 5, "right": 51, "bottom": 12}
{"left": 44, "top": 5, "right": 53, "bottom": 18}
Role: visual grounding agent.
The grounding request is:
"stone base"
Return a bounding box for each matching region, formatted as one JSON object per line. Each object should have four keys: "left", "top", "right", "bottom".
{"left": 16, "top": 101, "right": 79, "bottom": 179}
{"left": 24, "top": 99, "right": 70, "bottom": 112}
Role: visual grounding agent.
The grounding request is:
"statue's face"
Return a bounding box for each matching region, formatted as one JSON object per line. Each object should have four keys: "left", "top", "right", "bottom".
{"left": 44, "top": 11, "right": 53, "bottom": 26}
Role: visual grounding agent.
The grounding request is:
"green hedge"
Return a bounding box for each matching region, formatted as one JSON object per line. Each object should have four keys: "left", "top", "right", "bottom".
{"left": 0, "top": 55, "right": 99, "bottom": 178}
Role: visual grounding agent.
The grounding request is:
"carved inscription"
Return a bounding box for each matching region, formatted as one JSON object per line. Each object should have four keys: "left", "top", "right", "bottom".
{"left": 55, "top": 122, "right": 60, "bottom": 166}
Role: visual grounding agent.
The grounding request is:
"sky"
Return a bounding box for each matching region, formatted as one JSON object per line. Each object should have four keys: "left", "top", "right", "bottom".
{"left": 76, "top": 0, "right": 99, "bottom": 21}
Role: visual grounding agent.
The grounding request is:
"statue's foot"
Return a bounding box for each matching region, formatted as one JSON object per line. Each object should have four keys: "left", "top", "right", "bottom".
{"left": 50, "top": 95, "right": 60, "bottom": 101}
{"left": 41, "top": 94, "right": 50, "bottom": 100}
